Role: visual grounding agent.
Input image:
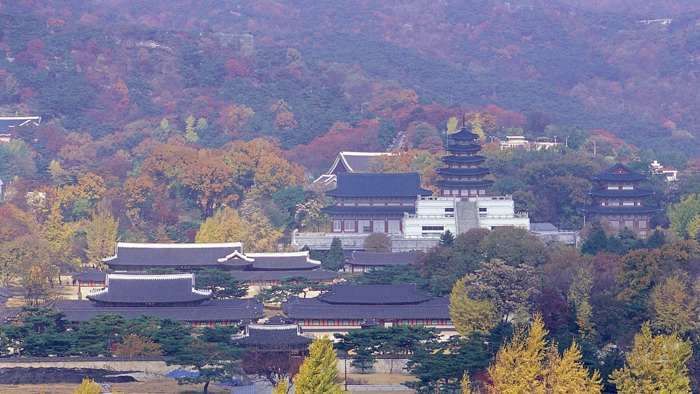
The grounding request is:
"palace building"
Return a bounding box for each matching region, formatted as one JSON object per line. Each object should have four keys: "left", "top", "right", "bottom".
{"left": 295, "top": 127, "right": 529, "bottom": 251}
{"left": 321, "top": 172, "right": 432, "bottom": 235}
{"left": 314, "top": 151, "right": 390, "bottom": 186}
{"left": 102, "top": 243, "right": 339, "bottom": 287}
{"left": 281, "top": 284, "right": 454, "bottom": 334}
{"left": 57, "top": 273, "right": 264, "bottom": 327}
{"left": 578, "top": 163, "right": 661, "bottom": 234}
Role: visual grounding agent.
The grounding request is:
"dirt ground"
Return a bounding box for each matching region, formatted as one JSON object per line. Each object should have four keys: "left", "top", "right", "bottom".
{"left": 0, "top": 373, "right": 416, "bottom": 394}
{"left": 346, "top": 372, "right": 416, "bottom": 385}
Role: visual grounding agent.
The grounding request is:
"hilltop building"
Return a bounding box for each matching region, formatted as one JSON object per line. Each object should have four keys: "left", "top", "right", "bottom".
{"left": 578, "top": 163, "right": 661, "bottom": 234}
{"left": 281, "top": 284, "right": 454, "bottom": 334}
{"left": 649, "top": 160, "right": 679, "bottom": 182}
{"left": 321, "top": 172, "right": 432, "bottom": 235}
{"left": 57, "top": 273, "right": 264, "bottom": 327}
{"left": 314, "top": 151, "right": 390, "bottom": 186}
{"left": 499, "top": 136, "right": 560, "bottom": 151}
{"left": 0, "top": 116, "right": 41, "bottom": 143}
{"left": 295, "top": 125, "right": 529, "bottom": 250}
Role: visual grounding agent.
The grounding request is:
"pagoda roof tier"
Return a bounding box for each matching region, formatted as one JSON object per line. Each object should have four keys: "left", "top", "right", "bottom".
{"left": 577, "top": 205, "right": 662, "bottom": 214}
{"left": 586, "top": 188, "right": 655, "bottom": 198}
{"left": 592, "top": 163, "right": 647, "bottom": 182}
{"left": 449, "top": 127, "right": 479, "bottom": 141}
{"left": 229, "top": 268, "right": 340, "bottom": 282}
{"left": 231, "top": 324, "right": 314, "bottom": 348}
{"left": 282, "top": 297, "right": 450, "bottom": 320}
{"left": 435, "top": 180, "right": 495, "bottom": 189}
{"left": 56, "top": 298, "right": 264, "bottom": 322}
{"left": 326, "top": 173, "right": 432, "bottom": 198}
{"left": 317, "top": 284, "right": 431, "bottom": 305}
{"left": 446, "top": 144, "right": 481, "bottom": 153}
{"left": 437, "top": 167, "right": 492, "bottom": 177}
{"left": 442, "top": 155, "right": 486, "bottom": 164}
{"left": 87, "top": 274, "right": 211, "bottom": 306}
{"left": 321, "top": 205, "right": 416, "bottom": 216}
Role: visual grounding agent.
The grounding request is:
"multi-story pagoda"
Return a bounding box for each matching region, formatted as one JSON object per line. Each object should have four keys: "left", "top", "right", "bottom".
{"left": 578, "top": 163, "right": 661, "bottom": 234}
{"left": 436, "top": 124, "right": 493, "bottom": 197}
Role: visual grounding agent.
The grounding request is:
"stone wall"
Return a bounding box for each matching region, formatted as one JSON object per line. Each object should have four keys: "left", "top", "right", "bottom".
{"left": 338, "top": 357, "right": 409, "bottom": 374}
{"left": 0, "top": 356, "right": 411, "bottom": 376}
{"left": 0, "top": 357, "right": 178, "bottom": 375}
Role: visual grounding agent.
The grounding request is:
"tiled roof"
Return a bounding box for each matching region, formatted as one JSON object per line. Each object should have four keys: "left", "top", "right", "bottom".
{"left": 592, "top": 163, "right": 647, "bottom": 182}
{"left": 0, "top": 116, "right": 42, "bottom": 131}
{"left": 72, "top": 269, "right": 108, "bottom": 282}
{"left": 231, "top": 324, "right": 314, "bottom": 347}
{"left": 317, "top": 284, "right": 431, "bottom": 305}
{"left": 346, "top": 251, "right": 420, "bottom": 267}
{"left": 56, "top": 298, "right": 264, "bottom": 322}
{"left": 326, "top": 152, "right": 388, "bottom": 175}
{"left": 282, "top": 297, "right": 450, "bottom": 319}
{"left": 435, "top": 180, "right": 494, "bottom": 188}
{"left": 104, "top": 242, "right": 243, "bottom": 268}
{"left": 0, "top": 287, "right": 15, "bottom": 298}
{"left": 587, "top": 188, "right": 655, "bottom": 198}
{"left": 229, "top": 268, "right": 340, "bottom": 282}
{"left": 446, "top": 144, "right": 481, "bottom": 153}
{"left": 530, "top": 223, "right": 559, "bottom": 232}
{"left": 449, "top": 126, "right": 479, "bottom": 141}
{"left": 87, "top": 274, "right": 211, "bottom": 305}
{"left": 245, "top": 253, "right": 320, "bottom": 271}
{"left": 320, "top": 205, "right": 416, "bottom": 215}
{"left": 342, "top": 152, "right": 387, "bottom": 173}
{"left": 326, "top": 173, "right": 432, "bottom": 197}
{"left": 441, "top": 155, "right": 486, "bottom": 164}
{"left": 436, "top": 168, "right": 492, "bottom": 177}
{"left": 577, "top": 205, "right": 662, "bottom": 214}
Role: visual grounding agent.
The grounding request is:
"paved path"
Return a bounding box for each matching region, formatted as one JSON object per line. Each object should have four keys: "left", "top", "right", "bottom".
{"left": 347, "top": 385, "right": 412, "bottom": 391}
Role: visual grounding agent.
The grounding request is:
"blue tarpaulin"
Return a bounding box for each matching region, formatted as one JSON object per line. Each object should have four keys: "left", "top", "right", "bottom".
{"left": 166, "top": 369, "right": 200, "bottom": 378}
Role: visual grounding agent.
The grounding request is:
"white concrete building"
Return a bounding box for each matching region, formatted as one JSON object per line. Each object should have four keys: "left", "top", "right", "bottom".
{"left": 403, "top": 195, "right": 529, "bottom": 238}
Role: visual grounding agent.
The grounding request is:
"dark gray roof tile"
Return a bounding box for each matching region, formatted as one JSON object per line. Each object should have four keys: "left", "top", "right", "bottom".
{"left": 231, "top": 324, "right": 314, "bottom": 347}
{"left": 87, "top": 274, "right": 211, "bottom": 305}
{"left": 326, "top": 173, "right": 432, "bottom": 197}
{"left": 317, "top": 284, "right": 431, "bottom": 305}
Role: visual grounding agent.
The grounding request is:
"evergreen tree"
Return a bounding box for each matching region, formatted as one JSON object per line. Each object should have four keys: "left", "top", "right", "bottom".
{"left": 294, "top": 336, "right": 344, "bottom": 394}
{"left": 439, "top": 230, "right": 454, "bottom": 247}
{"left": 645, "top": 229, "right": 666, "bottom": 250}
{"left": 350, "top": 348, "right": 375, "bottom": 373}
{"left": 323, "top": 237, "right": 345, "bottom": 271}
{"left": 195, "top": 269, "right": 249, "bottom": 298}
{"left": 581, "top": 229, "right": 608, "bottom": 255}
